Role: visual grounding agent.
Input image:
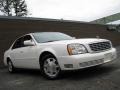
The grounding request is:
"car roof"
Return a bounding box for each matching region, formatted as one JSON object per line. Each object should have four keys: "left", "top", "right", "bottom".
{"left": 30, "top": 32, "right": 61, "bottom": 35}
{"left": 32, "top": 32, "right": 60, "bottom": 34}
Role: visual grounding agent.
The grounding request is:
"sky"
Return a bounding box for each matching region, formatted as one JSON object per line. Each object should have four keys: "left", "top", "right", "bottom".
{"left": 25, "top": 0, "right": 120, "bottom": 22}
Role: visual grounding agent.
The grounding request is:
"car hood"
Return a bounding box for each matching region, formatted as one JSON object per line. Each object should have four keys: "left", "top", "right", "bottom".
{"left": 38, "top": 38, "right": 110, "bottom": 45}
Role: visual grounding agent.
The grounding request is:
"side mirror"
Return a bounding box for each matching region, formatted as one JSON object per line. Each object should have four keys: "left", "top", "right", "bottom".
{"left": 24, "top": 40, "right": 35, "bottom": 46}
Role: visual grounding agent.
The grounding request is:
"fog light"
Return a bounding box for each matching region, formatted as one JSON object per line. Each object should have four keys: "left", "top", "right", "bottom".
{"left": 64, "top": 64, "right": 73, "bottom": 68}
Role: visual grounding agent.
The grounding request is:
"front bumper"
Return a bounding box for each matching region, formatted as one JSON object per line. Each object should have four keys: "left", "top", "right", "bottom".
{"left": 57, "top": 48, "right": 117, "bottom": 70}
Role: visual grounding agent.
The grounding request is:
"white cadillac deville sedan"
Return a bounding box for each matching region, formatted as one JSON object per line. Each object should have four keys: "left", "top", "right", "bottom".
{"left": 4, "top": 32, "right": 117, "bottom": 79}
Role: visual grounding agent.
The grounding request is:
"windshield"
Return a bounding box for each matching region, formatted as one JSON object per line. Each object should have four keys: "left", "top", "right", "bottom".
{"left": 33, "top": 32, "right": 74, "bottom": 43}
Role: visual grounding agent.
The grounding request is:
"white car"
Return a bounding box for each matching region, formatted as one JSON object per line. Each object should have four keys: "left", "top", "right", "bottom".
{"left": 4, "top": 32, "right": 117, "bottom": 79}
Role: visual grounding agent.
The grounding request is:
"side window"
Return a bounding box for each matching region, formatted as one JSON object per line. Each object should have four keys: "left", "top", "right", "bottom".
{"left": 12, "top": 37, "right": 23, "bottom": 49}
{"left": 23, "top": 35, "right": 32, "bottom": 42}
{"left": 12, "top": 35, "right": 32, "bottom": 49}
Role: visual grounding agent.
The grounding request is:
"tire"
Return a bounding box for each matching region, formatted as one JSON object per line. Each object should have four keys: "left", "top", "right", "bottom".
{"left": 40, "top": 54, "right": 61, "bottom": 79}
{"left": 7, "top": 60, "right": 16, "bottom": 73}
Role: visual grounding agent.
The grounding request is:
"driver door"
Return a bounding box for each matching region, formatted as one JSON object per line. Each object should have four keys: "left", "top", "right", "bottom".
{"left": 10, "top": 35, "right": 38, "bottom": 69}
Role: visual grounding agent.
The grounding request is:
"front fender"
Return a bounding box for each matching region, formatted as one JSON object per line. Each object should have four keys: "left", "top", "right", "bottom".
{"left": 40, "top": 48, "right": 57, "bottom": 57}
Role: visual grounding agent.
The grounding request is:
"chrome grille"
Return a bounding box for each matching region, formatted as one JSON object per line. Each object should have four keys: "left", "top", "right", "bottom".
{"left": 79, "top": 59, "right": 104, "bottom": 67}
{"left": 89, "top": 41, "right": 111, "bottom": 52}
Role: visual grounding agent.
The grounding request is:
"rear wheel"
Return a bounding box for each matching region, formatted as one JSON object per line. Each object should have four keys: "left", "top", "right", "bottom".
{"left": 40, "top": 54, "right": 61, "bottom": 79}
{"left": 7, "top": 60, "right": 16, "bottom": 73}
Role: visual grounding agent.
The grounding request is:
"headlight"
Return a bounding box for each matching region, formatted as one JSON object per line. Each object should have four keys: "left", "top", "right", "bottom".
{"left": 67, "top": 43, "right": 87, "bottom": 55}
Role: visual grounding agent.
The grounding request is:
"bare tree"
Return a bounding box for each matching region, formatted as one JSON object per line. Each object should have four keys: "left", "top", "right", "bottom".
{"left": 13, "top": 0, "right": 28, "bottom": 16}
{"left": 0, "top": 0, "right": 28, "bottom": 16}
{"left": 0, "top": 0, "right": 13, "bottom": 16}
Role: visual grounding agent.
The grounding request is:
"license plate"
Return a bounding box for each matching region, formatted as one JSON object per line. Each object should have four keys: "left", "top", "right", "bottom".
{"left": 104, "top": 53, "right": 112, "bottom": 60}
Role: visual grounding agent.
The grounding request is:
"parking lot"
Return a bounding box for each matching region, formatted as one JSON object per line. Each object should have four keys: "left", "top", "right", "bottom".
{"left": 0, "top": 46, "right": 120, "bottom": 90}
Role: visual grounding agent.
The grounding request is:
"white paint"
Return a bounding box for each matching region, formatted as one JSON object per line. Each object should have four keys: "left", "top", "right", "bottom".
{"left": 4, "top": 32, "right": 117, "bottom": 70}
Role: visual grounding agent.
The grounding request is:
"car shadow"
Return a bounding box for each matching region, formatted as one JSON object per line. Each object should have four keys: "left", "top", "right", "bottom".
{"left": 9, "top": 64, "right": 119, "bottom": 80}
{"left": 60, "top": 65, "right": 118, "bottom": 80}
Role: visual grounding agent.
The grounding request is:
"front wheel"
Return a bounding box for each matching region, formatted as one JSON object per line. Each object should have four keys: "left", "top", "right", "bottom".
{"left": 41, "top": 54, "right": 61, "bottom": 79}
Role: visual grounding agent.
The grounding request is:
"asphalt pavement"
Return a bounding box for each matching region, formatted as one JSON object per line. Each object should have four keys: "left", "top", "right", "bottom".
{"left": 0, "top": 46, "right": 120, "bottom": 90}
